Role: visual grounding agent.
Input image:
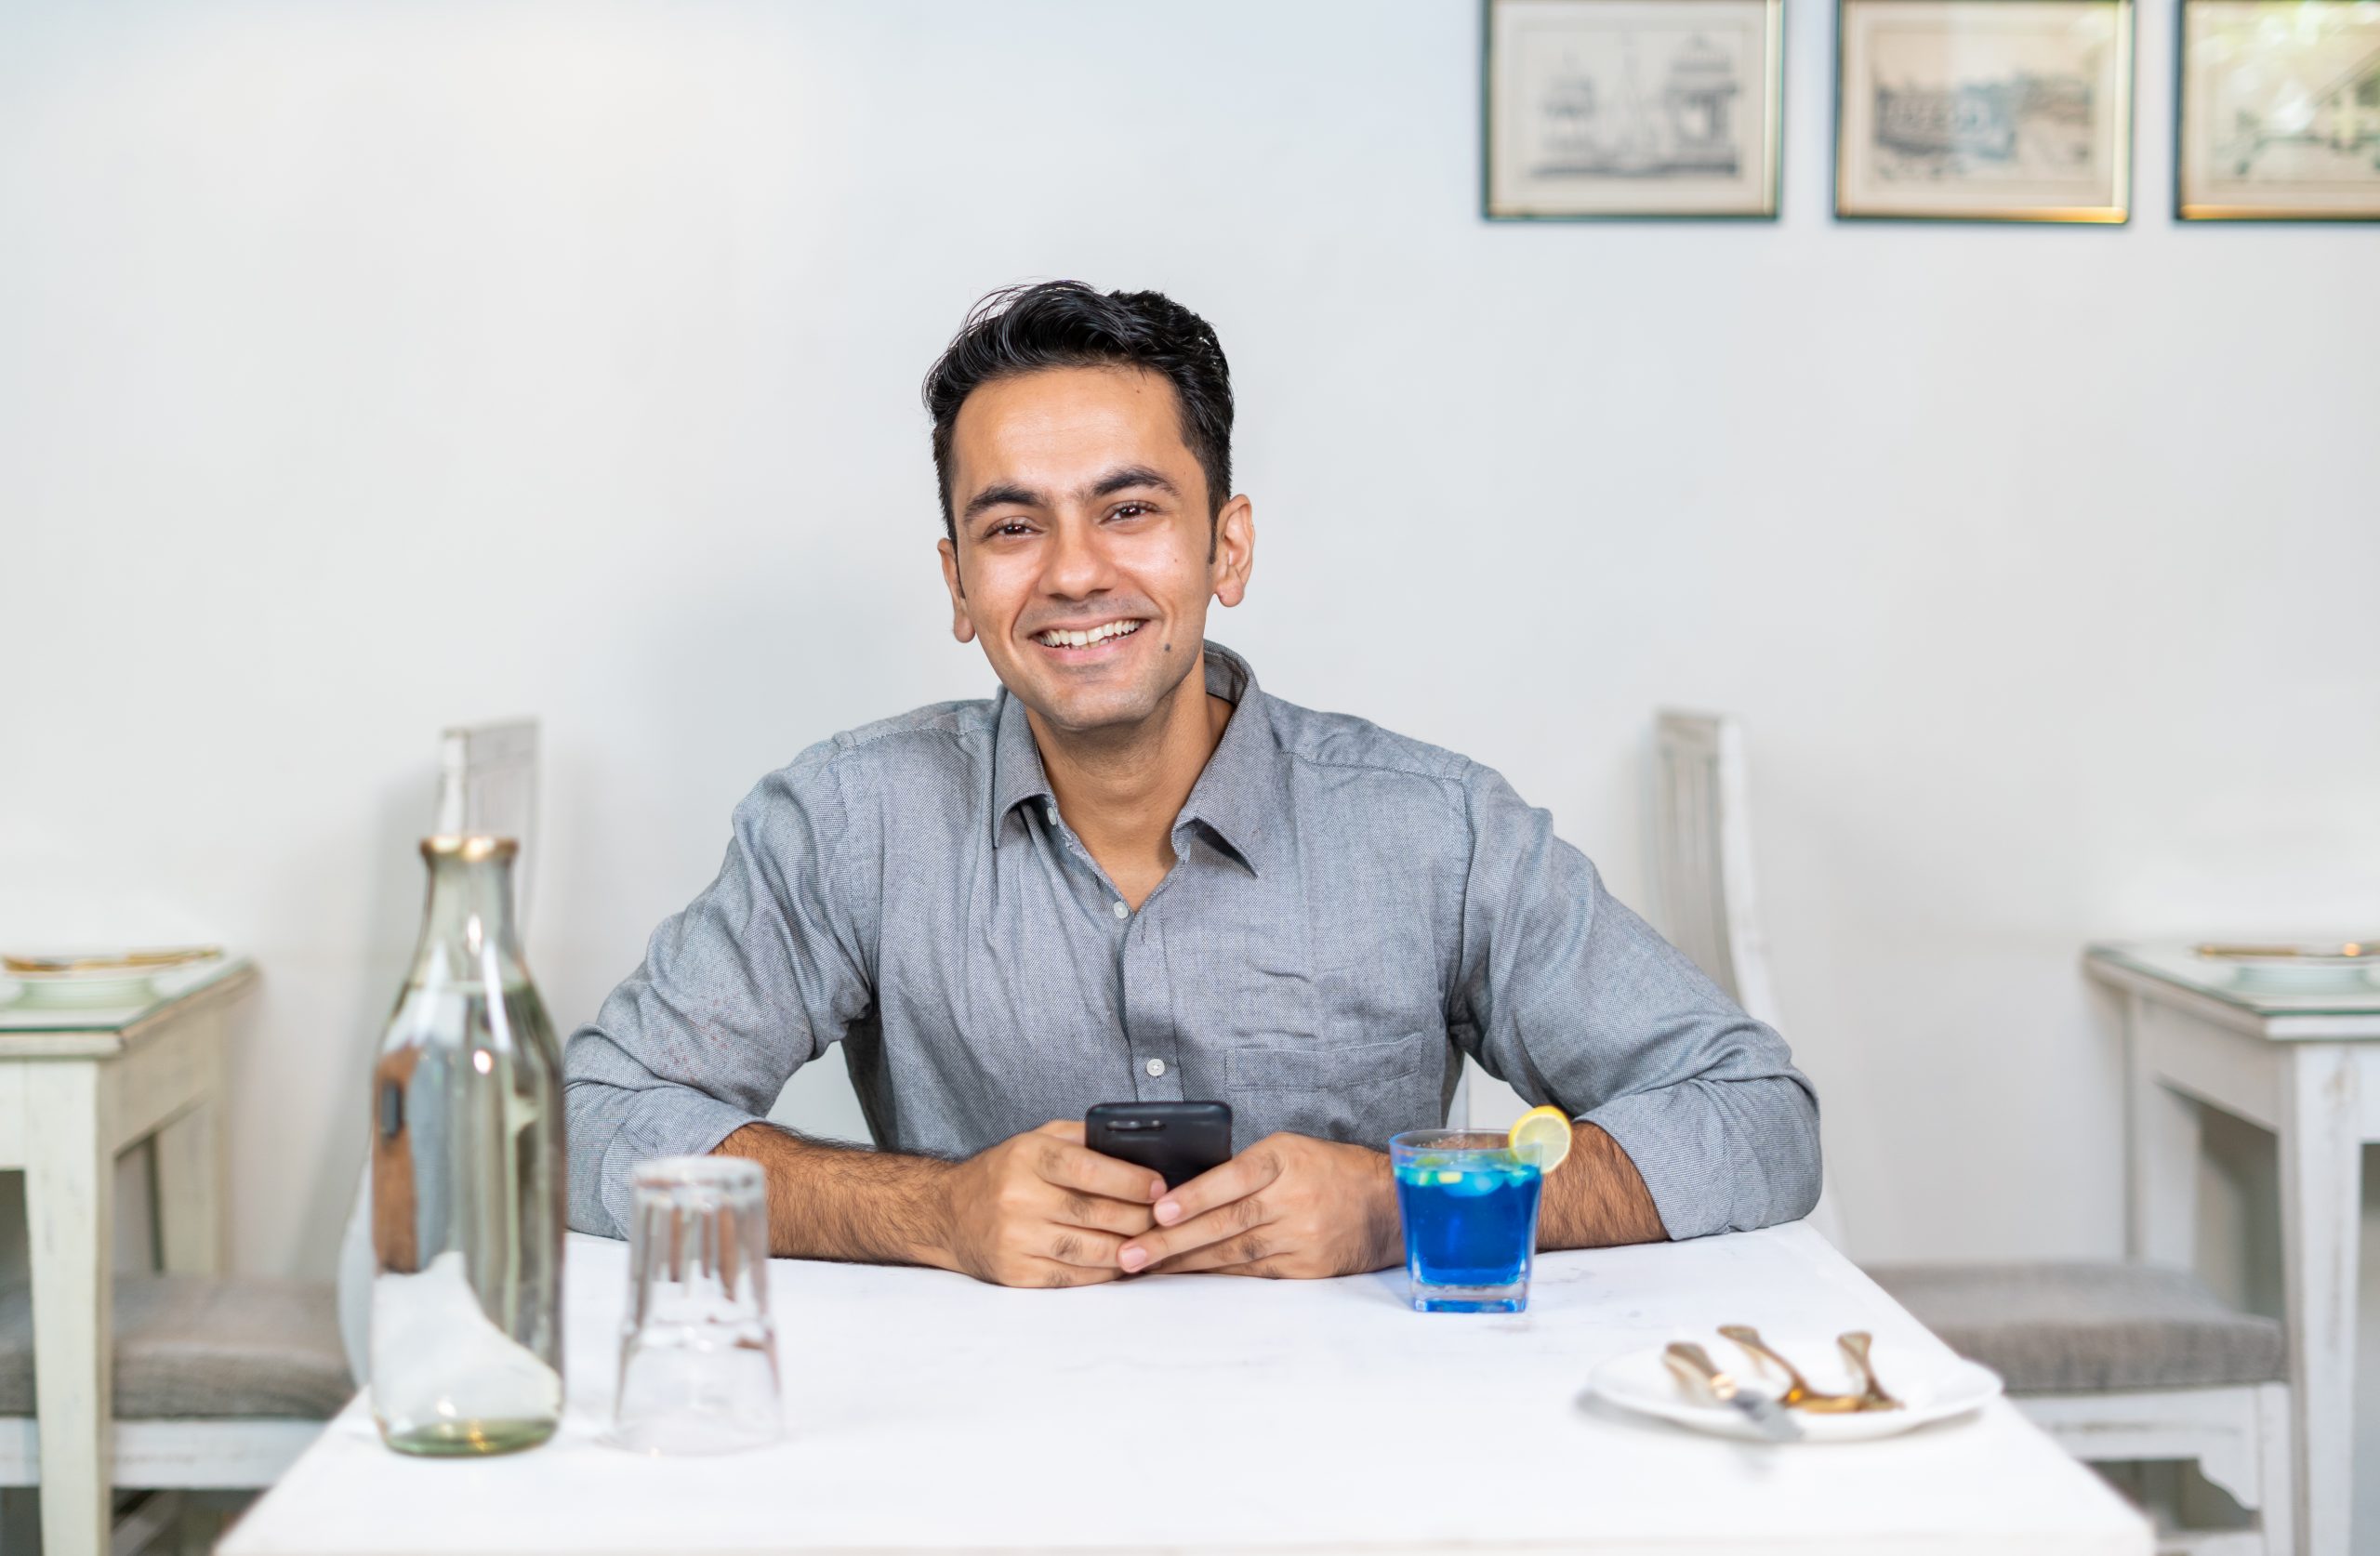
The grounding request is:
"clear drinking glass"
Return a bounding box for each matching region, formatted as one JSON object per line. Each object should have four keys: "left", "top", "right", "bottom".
{"left": 369, "top": 836, "right": 565, "bottom": 1456}
{"left": 612, "top": 1156, "right": 783, "bottom": 1455}
{"left": 1390, "top": 1129, "right": 1544, "bottom": 1313}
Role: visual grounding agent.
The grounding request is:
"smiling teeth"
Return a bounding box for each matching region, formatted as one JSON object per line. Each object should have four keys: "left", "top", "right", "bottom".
{"left": 1038, "top": 620, "right": 1143, "bottom": 648}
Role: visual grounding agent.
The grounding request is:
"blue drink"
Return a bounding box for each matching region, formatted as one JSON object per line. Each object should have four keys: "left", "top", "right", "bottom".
{"left": 1391, "top": 1130, "right": 1543, "bottom": 1313}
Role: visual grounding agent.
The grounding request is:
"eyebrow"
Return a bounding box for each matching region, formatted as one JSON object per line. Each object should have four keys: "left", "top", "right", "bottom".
{"left": 1084, "top": 465, "right": 1178, "bottom": 502}
{"left": 961, "top": 465, "right": 1181, "bottom": 524}
{"left": 961, "top": 482, "right": 1041, "bottom": 522}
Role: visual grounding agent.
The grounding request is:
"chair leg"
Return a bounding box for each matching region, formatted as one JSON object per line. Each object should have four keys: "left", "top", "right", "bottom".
{"left": 2254, "top": 1382, "right": 2294, "bottom": 1556}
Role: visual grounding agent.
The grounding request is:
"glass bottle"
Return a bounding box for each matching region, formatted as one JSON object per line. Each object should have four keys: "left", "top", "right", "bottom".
{"left": 369, "top": 835, "right": 566, "bottom": 1455}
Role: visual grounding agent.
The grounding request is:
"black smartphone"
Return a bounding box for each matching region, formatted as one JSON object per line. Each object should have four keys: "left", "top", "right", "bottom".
{"left": 1084, "top": 1101, "right": 1234, "bottom": 1190}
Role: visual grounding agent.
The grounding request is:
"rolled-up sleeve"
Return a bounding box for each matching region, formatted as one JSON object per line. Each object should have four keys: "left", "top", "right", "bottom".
{"left": 1448, "top": 764, "right": 1820, "bottom": 1240}
{"left": 563, "top": 745, "right": 876, "bottom": 1238}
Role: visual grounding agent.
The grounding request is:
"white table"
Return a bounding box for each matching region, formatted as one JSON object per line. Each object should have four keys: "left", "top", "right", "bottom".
{"left": 2087, "top": 943, "right": 2380, "bottom": 1556}
{"left": 0, "top": 956, "right": 252, "bottom": 1556}
{"left": 226, "top": 1221, "right": 2146, "bottom": 1555}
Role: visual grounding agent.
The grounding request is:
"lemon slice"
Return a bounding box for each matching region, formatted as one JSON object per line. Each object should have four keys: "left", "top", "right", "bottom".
{"left": 1508, "top": 1106, "right": 1573, "bottom": 1172}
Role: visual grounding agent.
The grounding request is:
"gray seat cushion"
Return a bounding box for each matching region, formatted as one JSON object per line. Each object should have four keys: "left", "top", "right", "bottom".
{"left": 1865, "top": 1259, "right": 2284, "bottom": 1393}
{"left": 0, "top": 1275, "right": 352, "bottom": 1420}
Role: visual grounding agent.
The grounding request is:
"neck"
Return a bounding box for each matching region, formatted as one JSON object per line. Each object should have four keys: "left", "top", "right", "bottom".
{"left": 1025, "top": 651, "right": 1233, "bottom": 907}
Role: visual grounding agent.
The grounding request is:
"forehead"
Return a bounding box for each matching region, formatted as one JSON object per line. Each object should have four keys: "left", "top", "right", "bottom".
{"left": 948, "top": 365, "right": 1197, "bottom": 491}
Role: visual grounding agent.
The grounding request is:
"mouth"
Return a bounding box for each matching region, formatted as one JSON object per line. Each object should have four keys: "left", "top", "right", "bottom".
{"left": 1029, "top": 617, "right": 1147, "bottom": 661}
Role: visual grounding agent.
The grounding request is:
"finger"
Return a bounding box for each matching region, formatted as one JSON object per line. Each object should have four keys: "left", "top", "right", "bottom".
{"left": 1203, "top": 1260, "right": 1295, "bottom": 1280}
{"left": 1047, "top": 1189, "right": 1158, "bottom": 1238}
{"left": 1122, "top": 1197, "right": 1276, "bottom": 1273}
{"left": 1043, "top": 1225, "right": 1131, "bottom": 1270}
{"left": 1037, "top": 1139, "right": 1166, "bottom": 1206}
{"left": 1150, "top": 1142, "right": 1285, "bottom": 1230}
{"left": 1015, "top": 1258, "right": 1121, "bottom": 1291}
{"left": 1034, "top": 1120, "right": 1087, "bottom": 1144}
{"left": 1144, "top": 1229, "right": 1284, "bottom": 1274}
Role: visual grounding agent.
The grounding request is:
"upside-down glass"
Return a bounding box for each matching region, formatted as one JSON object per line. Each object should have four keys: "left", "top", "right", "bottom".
{"left": 1391, "top": 1129, "right": 1544, "bottom": 1313}
{"left": 612, "top": 1156, "right": 782, "bottom": 1455}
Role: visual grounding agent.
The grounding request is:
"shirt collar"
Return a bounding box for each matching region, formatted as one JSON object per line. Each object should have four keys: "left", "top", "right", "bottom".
{"left": 988, "top": 641, "right": 1284, "bottom": 877}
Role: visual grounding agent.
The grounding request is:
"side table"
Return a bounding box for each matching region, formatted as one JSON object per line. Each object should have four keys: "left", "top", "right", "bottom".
{"left": 2086, "top": 943, "right": 2380, "bottom": 1556}
{"left": 0, "top": 957, "right": 255, "bottom": 1556}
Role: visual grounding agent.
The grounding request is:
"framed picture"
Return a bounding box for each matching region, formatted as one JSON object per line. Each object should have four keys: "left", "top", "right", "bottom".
{"left": 1482, "top": 0, "right": 1785, "bottom": 219}
{"left": 2177, "top": 0, "right": 2380, "bottom": 219}
{"left": 1834, "top": 0, "right": 2135, "bottom": 220}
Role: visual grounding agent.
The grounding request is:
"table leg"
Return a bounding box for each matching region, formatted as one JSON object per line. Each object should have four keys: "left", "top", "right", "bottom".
{"left": 25, "top": 1062, "right": 113, "bottom": 1556}
{"left": 2124, "top": 994, "right": 2202, "bottom": 1266}
{"left": 154, "top": 1018, "right": 228, "bottom": 1276}
{"left": 2279, "top": 1044, "right": 2359, "bottom": 1556}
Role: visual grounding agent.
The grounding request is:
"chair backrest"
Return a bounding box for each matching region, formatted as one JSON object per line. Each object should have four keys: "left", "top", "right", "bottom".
{"left": 1648, "top": 710, "right": 1841, "bottom": 1245}
{"left": 1649, "top": 711, "right": 1778, "bottom": 1026}
{"left": 432, "top": 719, "right": 540, "bottom": 930}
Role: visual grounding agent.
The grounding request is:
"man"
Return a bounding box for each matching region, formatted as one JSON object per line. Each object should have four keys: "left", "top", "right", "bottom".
{"left": 564, "top": 281, "right": 1820, "bottom": 1288}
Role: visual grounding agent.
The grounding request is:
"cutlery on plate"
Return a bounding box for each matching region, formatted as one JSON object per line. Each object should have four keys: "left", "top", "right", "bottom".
{"left": 1662, "top": 1341, "right": 1802, "bottom": 1441}
{"left": 1836, "top": 1330, "right": 1902, "bottom": 1412}
{"left": 1717, "top": 1325, "right": 1870, "bottom": 1413}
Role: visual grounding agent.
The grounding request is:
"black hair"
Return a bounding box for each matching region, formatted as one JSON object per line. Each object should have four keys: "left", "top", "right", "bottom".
{"left": 922, "top": 281, "right": 1234, "bottom": 541}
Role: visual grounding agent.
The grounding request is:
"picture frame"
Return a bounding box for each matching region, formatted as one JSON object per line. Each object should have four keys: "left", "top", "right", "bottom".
{"left": 2176, "top": 0, "right": 2380, "bottom": 220}
{"left": 1834, "top": 0, "right": 2135, "bottom": 221}
{"left": 1482, "top": 0, "right": 1786, "bottom": 219}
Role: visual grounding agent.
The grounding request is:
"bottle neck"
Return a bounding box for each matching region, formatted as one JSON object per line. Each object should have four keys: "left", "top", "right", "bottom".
{"left": 410, "top": 851, "right": 526, "bottom": 990}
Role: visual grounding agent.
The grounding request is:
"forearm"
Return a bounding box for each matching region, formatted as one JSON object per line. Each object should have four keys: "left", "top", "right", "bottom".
{"left": 714, "top": 1122, "right": 960, "bottom": 1269}
{"left": 1537, "top": 1121, "right": 1668, "bottom": 1251}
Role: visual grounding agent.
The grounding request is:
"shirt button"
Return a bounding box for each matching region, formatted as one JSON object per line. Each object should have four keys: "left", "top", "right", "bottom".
{"left": 1146, "top": 1059, "right": 1167, "bottom": 1077}
{"left": 1112, "top": 900, "right": 1130, "bottom": 920}
{"left": 1045, "top": 804, "right": 1056, "bottom": 824}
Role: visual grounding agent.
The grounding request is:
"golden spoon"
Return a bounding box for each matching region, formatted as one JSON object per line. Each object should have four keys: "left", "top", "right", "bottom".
{"left": 1717, "top": 1325, "right": 1870, "bottom": 1413}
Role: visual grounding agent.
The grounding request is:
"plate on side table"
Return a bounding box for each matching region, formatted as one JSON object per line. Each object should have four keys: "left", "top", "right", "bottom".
{"left": 1, "top": 948, "right": 221, "bottom": 1009}
{"left": 1588, "top": 1331, "right": 2002, "bottom": 1443}
{"left": 2193, "top": 942, "right": 2380, "bottom": 995}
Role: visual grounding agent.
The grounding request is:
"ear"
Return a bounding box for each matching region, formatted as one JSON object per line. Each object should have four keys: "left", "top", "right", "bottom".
{"left": 938, "top": 537, "right": 977, "bottom": 644}
{"left": 1210, "top": 494, "right": 1255, "bottom": 610}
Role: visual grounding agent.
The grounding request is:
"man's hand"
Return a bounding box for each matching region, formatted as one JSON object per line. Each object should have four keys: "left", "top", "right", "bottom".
{"left": 935, "top": 1121, "right": 1166, "bottom": 1289}
{"left": 1117, "top": 1132, "right": 1399, "bottom": 1279}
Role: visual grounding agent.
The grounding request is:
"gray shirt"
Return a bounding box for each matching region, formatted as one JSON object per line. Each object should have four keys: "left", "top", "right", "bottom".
{"left": 564, "top": 644, "right": 1821, "bottom": 1242}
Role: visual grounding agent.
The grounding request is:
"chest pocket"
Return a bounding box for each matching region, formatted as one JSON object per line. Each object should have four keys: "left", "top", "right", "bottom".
{"left": 1224, "top": 1029, "right": 1446, "bottom": 1148}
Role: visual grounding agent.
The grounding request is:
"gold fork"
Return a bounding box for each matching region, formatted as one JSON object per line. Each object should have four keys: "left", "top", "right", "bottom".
{"left": 1717, "top": 1325, "right": 1870, "bottom": 1413}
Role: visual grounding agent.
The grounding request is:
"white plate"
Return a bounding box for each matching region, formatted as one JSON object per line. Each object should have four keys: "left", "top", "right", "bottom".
{"left": 5, "top": 967, "right": 161, "bottom": 1009}
{"left": 0, "top": 951, "right": 218, "bottom": 1010}
{"left": 2219, "top": 959, "right": 2378, "bottom": 996}
{"left": 1587, "top": 1332, "right": 2002, "bottom": 1443}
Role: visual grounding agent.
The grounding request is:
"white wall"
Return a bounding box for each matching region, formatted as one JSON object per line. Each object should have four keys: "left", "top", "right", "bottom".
{"left": 4, "top": 0, "right": 2377, "bottom": 1510}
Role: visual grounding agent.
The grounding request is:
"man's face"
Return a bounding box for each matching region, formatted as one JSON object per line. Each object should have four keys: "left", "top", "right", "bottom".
{"left": 939, "top": 365, "right": 1252, "bottom": 735}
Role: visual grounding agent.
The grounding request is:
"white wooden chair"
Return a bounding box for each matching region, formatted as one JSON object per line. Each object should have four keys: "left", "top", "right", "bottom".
{"left": 336, "top": 718, "right": 542, "bottom": 1385}
{"left": 0, "top": 1276, "right": 349, "bottom": 1554}
{"left": 1648, "top": 708, "right": 2294, "bottom": 1556}
{"left": 433, "top": 719, "right": 541, "bottom": 929}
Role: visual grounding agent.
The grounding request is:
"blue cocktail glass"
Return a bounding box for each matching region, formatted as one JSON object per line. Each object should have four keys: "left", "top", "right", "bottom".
{"left": 1391, "top": 1129, "right": 1543, "bottom": 1313}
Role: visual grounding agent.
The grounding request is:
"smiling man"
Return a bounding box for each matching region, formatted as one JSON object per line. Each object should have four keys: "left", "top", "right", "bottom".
{"left": 562, "top": 282, "right": 1821, "bottom": 1286}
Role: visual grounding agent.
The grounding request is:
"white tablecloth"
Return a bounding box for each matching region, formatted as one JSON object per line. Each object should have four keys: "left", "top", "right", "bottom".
{"left": 225, "top": 1224, "right": 2148, "bottom": 1554}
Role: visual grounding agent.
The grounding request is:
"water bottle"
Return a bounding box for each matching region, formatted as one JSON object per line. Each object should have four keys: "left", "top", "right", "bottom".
{"left": 368, "top": 835, "right": 565, "bottom": 1455}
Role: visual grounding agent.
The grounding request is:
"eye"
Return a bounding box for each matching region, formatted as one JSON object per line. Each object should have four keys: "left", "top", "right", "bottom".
{"left": 1108, "top": 502, "right": 1154, "bottom": 521}
{"left": 985, "top": 520, "right": 1034, "bottom": 539}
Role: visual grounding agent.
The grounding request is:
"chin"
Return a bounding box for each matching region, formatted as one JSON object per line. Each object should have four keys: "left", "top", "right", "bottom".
{"left": 1036, "top": 687, "right": 1163, "bottom": 734}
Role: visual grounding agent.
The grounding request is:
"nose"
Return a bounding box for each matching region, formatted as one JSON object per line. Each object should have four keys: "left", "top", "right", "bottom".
{"left": 1039, "top": 512, "right": 1119, "bottom": 601}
